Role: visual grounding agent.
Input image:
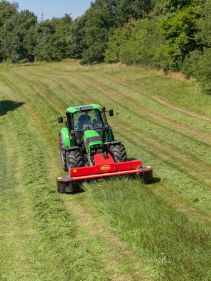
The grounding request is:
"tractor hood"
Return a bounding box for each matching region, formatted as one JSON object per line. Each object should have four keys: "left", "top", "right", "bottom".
{"left": 83, "top": 130, "right": 103, "bottom": 154}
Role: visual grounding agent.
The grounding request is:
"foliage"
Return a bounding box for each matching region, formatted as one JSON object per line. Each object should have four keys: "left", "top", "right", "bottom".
{"left": 104, "top": 19, "right": 139, "bottom": 63}
{"left": 183, "top": 48, "right": 211, "bottom": 92}
{"left": 120, "top": 17, "right": 173, "bottom": 70}
{"left": 160, "top": 6, "right": 200, "bottom": 70}
{"left": 0, "top": 0, "right": 210, "bottom": 91}
{"left": 35, "top": 15, "right": 73, "bottom": 61}
{"left": 0, "top": 0, "right": 18, "bottom": 27}
{"left": 196, "top": 0, "right": 211, "bottom": 48}
{"left": 0, "top": 10, "right": 37, "bottom": 62}
{"left": 77, "top": 0, "right": 155, "bottom": 64}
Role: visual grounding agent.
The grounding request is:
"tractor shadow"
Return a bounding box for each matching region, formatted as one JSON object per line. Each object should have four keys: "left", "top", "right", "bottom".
{"left": 0, "top": 100, "right": 25, "bottom": 116}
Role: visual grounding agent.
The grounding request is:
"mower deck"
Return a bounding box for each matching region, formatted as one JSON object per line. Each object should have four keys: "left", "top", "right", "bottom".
{"left": 56, "top": 154, "right": 153, "bottom": 193}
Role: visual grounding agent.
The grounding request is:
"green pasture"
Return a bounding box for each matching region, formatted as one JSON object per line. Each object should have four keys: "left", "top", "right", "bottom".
{"left": 0, "top": 61, "right": 210, "bottom": 281}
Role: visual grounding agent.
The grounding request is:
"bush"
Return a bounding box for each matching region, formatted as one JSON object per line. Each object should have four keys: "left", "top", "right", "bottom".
{"left": 182, "top": 48, "right": 211, "bottom": 91}
{"left": 120, "top": 17, "right": 173, "bottom": 69}
{"left": 195, "top": 48, "right": 211, "bottom": 91}
{"left": 104, "top": 19, "right": 139, "bottom": 63}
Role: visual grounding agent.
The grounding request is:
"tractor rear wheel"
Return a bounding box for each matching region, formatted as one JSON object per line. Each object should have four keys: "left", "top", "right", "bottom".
{"left": 59, "top": 134, "right": 68, "bottom": 172}
{"left": 109, "top": 144, "right": 127, "bottom": 163}
{"left": 66, "top": 150, "right": 84, "bottom": 171}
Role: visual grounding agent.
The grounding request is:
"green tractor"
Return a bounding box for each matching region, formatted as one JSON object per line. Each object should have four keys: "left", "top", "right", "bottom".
{"left": 57, "top": 104, "right": 153, "bottom": 193}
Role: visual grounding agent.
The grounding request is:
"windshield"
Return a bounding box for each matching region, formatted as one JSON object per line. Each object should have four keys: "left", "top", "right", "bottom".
{"left": 73, "top": 110, "right": 104, "bottom": 131}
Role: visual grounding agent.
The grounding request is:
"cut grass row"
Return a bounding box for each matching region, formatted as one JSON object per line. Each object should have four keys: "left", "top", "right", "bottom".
{"left": 0, "top": 80, "right": 110, "bottom": 281}
{"left": 0, "top": 62, "right": 211, "bottom": 281}
{"left": 15, "top": 68, "right": 211, "bottom": 214}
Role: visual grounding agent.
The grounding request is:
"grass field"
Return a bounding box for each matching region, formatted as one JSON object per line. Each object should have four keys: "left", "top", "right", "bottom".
{"left": 0, "top": 61, "right": 211, "bottom": 281}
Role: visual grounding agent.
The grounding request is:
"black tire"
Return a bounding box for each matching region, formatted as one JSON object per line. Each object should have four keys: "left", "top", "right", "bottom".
{"left": 66, "top": 150, "right": 84, "bottom": 171}
{"left": 59, "top": 134, "right": 68, "bottom": 172}
{"left": 57, "top": 181, "right": 74, "bottom": 193}
{"left": 109, "top": 144, "right": 127, "bottom": 163}
{"left": 142, "top": 171, "right": 153, "bottom": 184}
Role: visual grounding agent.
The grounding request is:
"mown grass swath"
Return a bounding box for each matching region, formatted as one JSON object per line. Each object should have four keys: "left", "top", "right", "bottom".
{"left": 0, "top": 76, "right": 110, "bottom": 281}
{"left": 0, "top": 61, "right": 211, "bottom": 281}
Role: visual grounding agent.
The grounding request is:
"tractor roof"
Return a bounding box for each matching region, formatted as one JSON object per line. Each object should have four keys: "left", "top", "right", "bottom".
{"left": 66, "top": 104, "right": 102, "bottom": 114}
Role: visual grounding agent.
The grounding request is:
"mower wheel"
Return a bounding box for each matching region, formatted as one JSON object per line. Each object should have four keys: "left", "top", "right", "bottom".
{"left": 66, "top": 150, "right": 84, "bottom": 170}
{"left": 142, "top": 171, "right": 153, "bottom": 184}
{"left": 57, "top": 181, "right": 74, "bottom": 193}
{"left": 59, "top": 134, "right": 68, "bottom": 172}
{"left": 109, "top": 143, "right": 127, "bottom": 163}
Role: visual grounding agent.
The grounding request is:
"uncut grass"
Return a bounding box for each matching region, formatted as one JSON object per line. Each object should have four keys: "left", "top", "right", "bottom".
{"left": 82, "top": 178, "right": 211, "bottom": 281}
{"left": 1, "top": 64, "right": 211, "bottom": 278}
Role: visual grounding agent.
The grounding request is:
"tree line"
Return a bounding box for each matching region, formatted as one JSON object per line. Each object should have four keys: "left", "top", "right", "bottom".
{"left": 0, "top": 0, "right": 210, "bottom": 91}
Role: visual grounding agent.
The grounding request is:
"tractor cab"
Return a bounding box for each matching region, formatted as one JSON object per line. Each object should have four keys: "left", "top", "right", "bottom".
{"left": 65, "top": 104, "right": 114, "bottom": 146}
{"left": 73, "top": 108, "right": 104, "bottom": 132}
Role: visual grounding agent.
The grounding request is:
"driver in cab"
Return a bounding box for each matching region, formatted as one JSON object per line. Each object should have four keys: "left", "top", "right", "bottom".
{"left": 78, "top": 111, "right": 92, "bottom": 130}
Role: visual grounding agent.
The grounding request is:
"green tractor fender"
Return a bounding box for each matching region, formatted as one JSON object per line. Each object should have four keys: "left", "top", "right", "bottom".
{"left": 60, "top": 128, "right": 71, "bottom": 149}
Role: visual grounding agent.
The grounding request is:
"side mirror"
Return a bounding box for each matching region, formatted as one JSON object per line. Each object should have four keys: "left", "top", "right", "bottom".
{"left": 57, "top": 116, "right": 63, "bottom": 124}
{"left": 108, "top": 109, "right": 114, "bottom": 117}
{"left": 102, "top": 106, "right": 106, "bottom": 112}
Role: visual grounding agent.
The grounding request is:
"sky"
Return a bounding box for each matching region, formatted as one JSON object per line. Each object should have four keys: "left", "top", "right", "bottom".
{"left": 8, "top": 0, "right": 93, "bottom": 20}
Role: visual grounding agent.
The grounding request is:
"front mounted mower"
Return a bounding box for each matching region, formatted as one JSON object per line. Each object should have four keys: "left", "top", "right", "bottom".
{"left": 56, "top": 104, "right": 153, "bottom": 193}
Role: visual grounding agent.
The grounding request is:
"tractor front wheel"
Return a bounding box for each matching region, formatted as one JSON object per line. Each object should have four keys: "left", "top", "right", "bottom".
{"left": 109, "top": 143, "right": 127, "bottom": 163}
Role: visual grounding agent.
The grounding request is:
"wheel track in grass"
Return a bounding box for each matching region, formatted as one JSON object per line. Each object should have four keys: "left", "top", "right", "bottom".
{"left": 99, "top": 73, "right": 211, "bottom": 123}
{"left": 0, "top": 70, "right": 154, "bottom": 281}
{"left": 64, "top": 198, "right": 152, "bottom": 281}
{"left": 81, "top": 74, "right": 211, "bottom": 146}
{"left": 25, "top": 69, "right": 211, "bottom": 152}
{"left": 0, "top": 73, "right": 112, "bottom": 280}
{"left": 13, "top": 70, "right": 211, "bottom": 221}
{"left": 0, "top": 83, "right": 61, "bottom": 280}
{"left": 0, "top": 79, "right": 74, "bottom": 280}
{"left": 0, "top": 120, "right": 34, "bottom": 280}
{"left": 0, "top": 82, "right": 81, "bottom": 280}
{"left": 27, "top": 65, "right": 211, "bottom": 133}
